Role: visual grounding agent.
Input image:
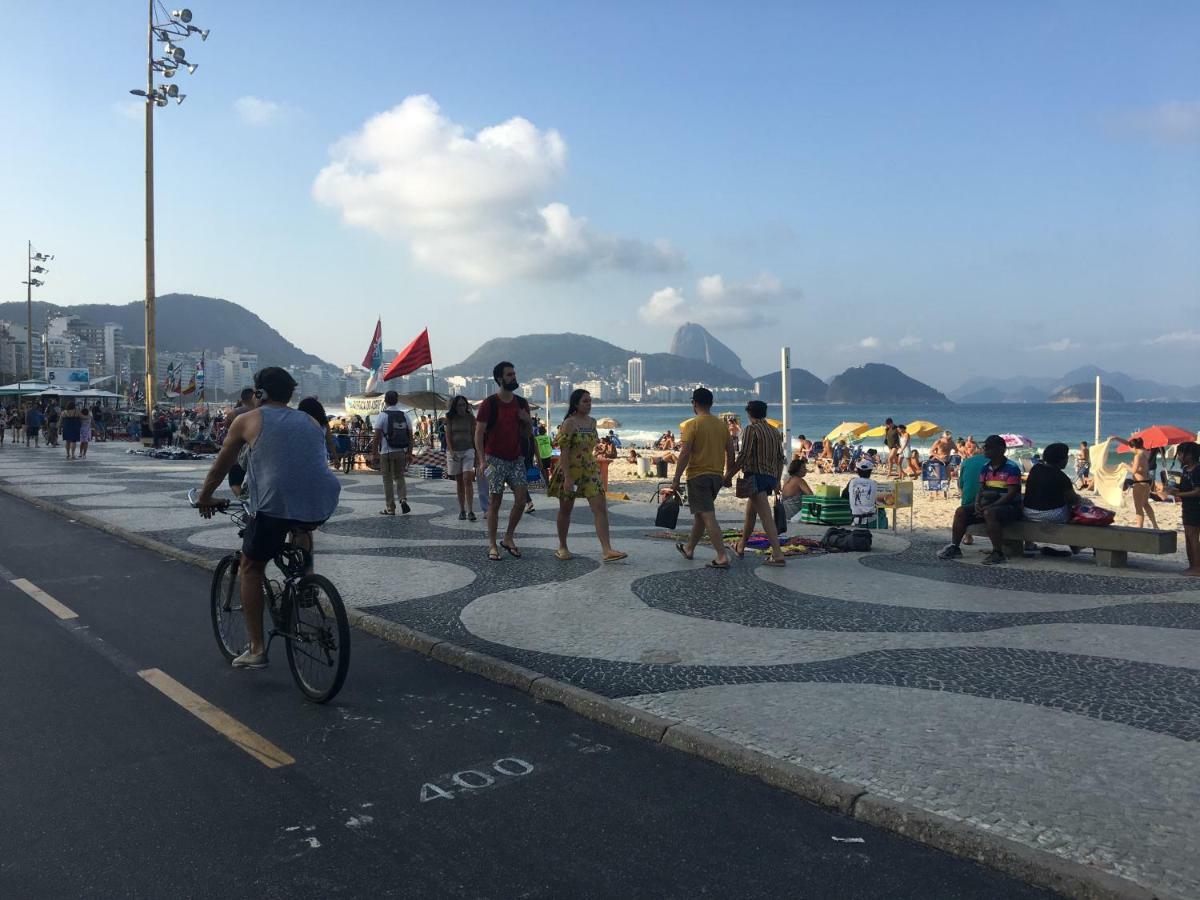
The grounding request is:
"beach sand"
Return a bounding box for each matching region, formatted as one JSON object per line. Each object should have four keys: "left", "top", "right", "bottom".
{"left": 600, "top": 457, "right": 1186, "bottom": 552}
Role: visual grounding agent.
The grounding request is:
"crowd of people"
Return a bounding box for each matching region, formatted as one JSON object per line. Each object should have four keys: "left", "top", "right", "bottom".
{"left": 1, "top": 398, "right": 119, "bottom": 453}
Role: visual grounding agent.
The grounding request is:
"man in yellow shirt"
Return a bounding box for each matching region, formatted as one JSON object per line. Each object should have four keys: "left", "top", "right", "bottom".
{"left": 671, "top": 387, "right": 736, "bottom": 568}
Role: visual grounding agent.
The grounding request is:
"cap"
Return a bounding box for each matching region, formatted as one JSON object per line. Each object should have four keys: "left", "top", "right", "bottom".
{"left": 856, "top": 459, "right": 875, "bottom": 472}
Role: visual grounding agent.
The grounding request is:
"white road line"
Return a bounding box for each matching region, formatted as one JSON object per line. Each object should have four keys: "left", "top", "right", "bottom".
{"left": 137, "top": 668, "right": 296, "bottom": 769}
{"left": 11, "top": 578, "right": 79, "bottom": 620}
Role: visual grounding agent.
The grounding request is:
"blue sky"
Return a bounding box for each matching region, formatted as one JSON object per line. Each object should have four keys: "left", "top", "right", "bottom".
{"left": 2, "top": 1, "right": 1197, "bottom": 386}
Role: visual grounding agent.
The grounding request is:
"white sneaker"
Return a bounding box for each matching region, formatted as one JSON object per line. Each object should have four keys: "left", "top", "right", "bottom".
{"left": 232, "top": 649, "right": 268, "bottom": 669}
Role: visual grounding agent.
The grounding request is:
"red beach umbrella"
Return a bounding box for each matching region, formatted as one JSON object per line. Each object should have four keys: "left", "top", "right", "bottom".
{"left": 1130, "top": 424, "right": 1195, "bottom": 449}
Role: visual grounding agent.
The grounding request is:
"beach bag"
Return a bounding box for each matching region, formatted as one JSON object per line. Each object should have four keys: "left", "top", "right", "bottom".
{"left": 773, "top": 498, "right": 788, "bottom": 534}
{"left": 655, "top": 491, "right": 682, "bottom": 529}
{"left": 384, "top": 410, "right": 411, "bottom": 449}
{"left": 735, "top": 477, "right": 753, "bottom": 499}
{"left": 1071, "top": 503, "right": 1115, "bottom": 527}
{"left": 820, "top": 527, "right": 872, "bottom": 552}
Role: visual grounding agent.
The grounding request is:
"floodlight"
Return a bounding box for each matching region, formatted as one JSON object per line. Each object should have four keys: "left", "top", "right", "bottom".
{"left": 172, "top": 8, "right": 192, "bottom": 22}
{"left": 130, "top": 88, "right": 148, "bottom": 97}
{"left": 175, "top": 94, "right": 186, "bottom": 105}
{"left": 156, "top": 96, "right": 168, "bottom": 107}
{"left": 171, "top": 46, "right": 185, "bottom": 62}
{"left": 163, "top": 66, "right": 176, "bottom": 78}
{"left": 165, "top": 83, "right": 179, "bottom": 97}
{"left": 186, "top": 63, "right": 198, "bottom": 74}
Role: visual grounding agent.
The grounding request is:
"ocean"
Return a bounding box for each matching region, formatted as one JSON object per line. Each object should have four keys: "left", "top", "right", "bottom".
{"left": 581, "top": 401, "right": 1200, "bottom": 451}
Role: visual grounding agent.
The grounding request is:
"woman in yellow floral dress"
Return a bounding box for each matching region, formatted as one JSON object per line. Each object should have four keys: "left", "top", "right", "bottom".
{"left": 548, "top": 389, "right": 627, "bottom": 562}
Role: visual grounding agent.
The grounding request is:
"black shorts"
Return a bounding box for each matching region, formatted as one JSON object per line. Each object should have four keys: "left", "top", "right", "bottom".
{"left": 242, "top": 512, "right": 323, "bottom": 562}
{"left": 964, "top": 504, "right": 1022, "bottom": 526}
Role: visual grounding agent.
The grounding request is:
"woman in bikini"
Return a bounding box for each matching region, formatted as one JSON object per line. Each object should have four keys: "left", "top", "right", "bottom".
{"left": 1128, "top": 437, "right": 1159, "bottom": 529}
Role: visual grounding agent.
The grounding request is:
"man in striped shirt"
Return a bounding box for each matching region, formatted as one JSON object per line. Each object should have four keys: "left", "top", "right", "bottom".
{"left": 938, "top": 434, "right": 1023, "bottom": 565}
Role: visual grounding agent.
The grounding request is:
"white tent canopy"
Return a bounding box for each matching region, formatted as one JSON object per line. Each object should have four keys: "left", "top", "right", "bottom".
{"left": 0, "top": 381, "right": 51, "bottom": 396}
{"left": 38, "top": 388, "right": 124, "bottom": 399}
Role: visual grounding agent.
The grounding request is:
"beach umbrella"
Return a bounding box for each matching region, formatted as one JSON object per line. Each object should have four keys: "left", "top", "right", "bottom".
{"left": 860, "top": 424, "right": 888, "bottom": 438}
{"left": 906, "top": 420, "right": 942, "bottom": 439}
{"left": 825, "top": 422, "right": 869, "bottom": 442}
{"left": 999, "top": 433, "right": 1034, "bottom": 448}
{"left": 1130, "top": 424, "right": 1194, "bottom": 449}
{"left": 597, "top": 417, "right": 622, "bottom": 430}
{"left": 766, "top": 418, "right": 782, "bottom": 428}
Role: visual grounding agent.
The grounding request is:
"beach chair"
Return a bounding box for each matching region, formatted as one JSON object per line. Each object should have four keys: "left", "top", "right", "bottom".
{"left": 921, "top": 459, "right": 949, "bottom": 497}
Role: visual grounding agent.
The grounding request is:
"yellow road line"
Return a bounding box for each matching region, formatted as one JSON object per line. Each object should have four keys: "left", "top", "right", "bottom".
{"left": 137, "top": 668, "right": 295, "bottom": 769}
{"left": 11, "top": 578, "right": 79, "bottom": 620}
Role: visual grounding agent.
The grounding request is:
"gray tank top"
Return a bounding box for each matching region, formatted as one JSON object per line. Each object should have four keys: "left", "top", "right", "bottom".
{"left": 246, "top": 406, "right": 342, "bottom": 522}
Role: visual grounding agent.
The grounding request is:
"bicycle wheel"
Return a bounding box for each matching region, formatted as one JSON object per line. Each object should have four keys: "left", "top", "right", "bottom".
{"left": 285, "top": 574, "right": 351, "bottom": 703}
{"left": 210, "top": 553, "right": 251, "bottom": 662}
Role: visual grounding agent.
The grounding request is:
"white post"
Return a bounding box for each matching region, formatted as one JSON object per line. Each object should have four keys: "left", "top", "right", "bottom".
{"left": 780, "top": 346, "right": 792, "bottom": 456}
{"left": 1094, "top": 375, "right": 1101, "bottom": 446}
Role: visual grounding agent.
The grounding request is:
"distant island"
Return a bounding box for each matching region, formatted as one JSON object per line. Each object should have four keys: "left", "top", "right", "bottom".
{"left": 826, "top": 363, "right": 951, "bottom": 404}
{"left": 1049, "top": 383, "right": 1125, "bottom": 404}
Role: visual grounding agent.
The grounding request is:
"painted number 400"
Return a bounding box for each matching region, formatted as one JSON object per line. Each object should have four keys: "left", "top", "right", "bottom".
{"left": 419, "top": 757, "right": 534, "bottom": 802}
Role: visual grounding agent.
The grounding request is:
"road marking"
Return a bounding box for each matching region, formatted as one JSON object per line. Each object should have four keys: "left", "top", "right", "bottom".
{"left": 11, "top": 578, "right": 79, "bottom": 620}
{"left": 137, "top": 668, "right": 295, "bottom": 769}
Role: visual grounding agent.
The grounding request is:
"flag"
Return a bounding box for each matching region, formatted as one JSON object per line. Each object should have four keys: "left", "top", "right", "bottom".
{"left": 361, "top": 319, "right": 383, "bottom": 393}
{"left": 382, "top": 328, "right": 432, "bottom": 381}
{"left": 196, "top": 352, "right": 205, "bottom": 402}
{"left": 181, "top": 371, "right": 196, "bottom": 396}
{"left": 163, "top": 361, "right": 175, "bottom": 393}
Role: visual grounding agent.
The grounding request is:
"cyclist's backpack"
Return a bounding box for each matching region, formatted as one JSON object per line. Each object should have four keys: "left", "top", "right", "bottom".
{"left": 384, "top": 410, "right": 411, "bottom": 450}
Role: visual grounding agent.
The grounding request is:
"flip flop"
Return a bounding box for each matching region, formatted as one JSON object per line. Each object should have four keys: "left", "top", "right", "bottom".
{"left": 706, "top": 560, "right": 730, "bottom": 570}
{"left": 602, "top": 551, "right": 628, "bottom": 562}
{"left": 732, "top": 540, "right": 746, "bottom": 559}
{"left": 378, "top": 509, "right": 395, "bottom": 516}
{"left": 555, "top": 548, "right": 573, "bottom": 561}
{"left": 762, "top": 558, "right": 787, "bottom": 567}
{"left": 500, "top": 540, "right": 522, "bottom": 559}
{"left": 675, "top": 542, "right": 693, "bottom": 561}
{"left": 487, "top": 548, "right": 502, "bottom": 561}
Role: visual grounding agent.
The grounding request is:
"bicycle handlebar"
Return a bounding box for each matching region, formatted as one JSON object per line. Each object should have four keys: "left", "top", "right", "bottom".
{"left": 187, "top": 487, "right": 240, "bottom": 514}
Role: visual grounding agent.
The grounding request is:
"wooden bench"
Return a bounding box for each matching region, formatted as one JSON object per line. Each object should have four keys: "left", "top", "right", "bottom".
{"left": 966, "top": 521, "right": 1176, "bottom": 568}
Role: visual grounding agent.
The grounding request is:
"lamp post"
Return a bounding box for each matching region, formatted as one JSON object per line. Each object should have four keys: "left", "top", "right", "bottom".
{"left": 129, "top": 3, "right": 208, "bottom": 409}
{"left": 21, "top": 244, "right": 54, "bottom": 380}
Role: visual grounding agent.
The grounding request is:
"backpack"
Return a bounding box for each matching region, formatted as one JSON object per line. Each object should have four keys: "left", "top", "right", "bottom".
{"left": 384, "top": 410, "right": 411, "bottom": 450}
{"left": 820, "top": 526, "right": 872, "bottom": 552}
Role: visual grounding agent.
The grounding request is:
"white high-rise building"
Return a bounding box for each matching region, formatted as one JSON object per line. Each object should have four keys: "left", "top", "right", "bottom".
{"left": 627, "top": 356, "right": 644, "bottom": 401}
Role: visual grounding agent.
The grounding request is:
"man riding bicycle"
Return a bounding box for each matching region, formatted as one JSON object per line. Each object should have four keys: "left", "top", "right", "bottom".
{"left": 195, "top": 367, "right": 342, "bottom": 669}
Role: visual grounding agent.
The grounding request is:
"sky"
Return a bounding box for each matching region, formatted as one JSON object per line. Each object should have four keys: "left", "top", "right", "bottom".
{"left": 1, "top": 1, "right": 1198, "bottom": 388}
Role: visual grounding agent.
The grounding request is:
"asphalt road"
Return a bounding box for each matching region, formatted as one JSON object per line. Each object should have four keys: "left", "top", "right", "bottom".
{"left": 0, "top": 490, "right": 1052, "bottom": 899}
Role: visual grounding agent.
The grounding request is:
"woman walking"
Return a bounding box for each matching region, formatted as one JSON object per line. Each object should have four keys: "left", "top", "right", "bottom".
{"left": 78, "top": 405, "right": 93, "bottom": 458}
{"left": 445, "top": 396, "right": 477, "bottom": 521}
{"left": 725, "top": 400, "right": 787, "bottom": 566}
{"left": 1128, "top": 437, "right": 1158, "bottom": 529}
{"left": 61, "top": 400, "right": 82, "bottom": 459}
{"left": 548, "top": 389, "right": 626, "bottom": 562}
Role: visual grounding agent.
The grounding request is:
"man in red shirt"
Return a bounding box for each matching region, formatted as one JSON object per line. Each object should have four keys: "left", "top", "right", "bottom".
{"left": 475, "top": 361, "right": 534, "bottom": 561}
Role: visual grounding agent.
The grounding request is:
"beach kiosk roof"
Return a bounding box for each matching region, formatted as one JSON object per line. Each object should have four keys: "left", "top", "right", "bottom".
{"left": 0, "top": 381, "right": 51, "bottom": 396}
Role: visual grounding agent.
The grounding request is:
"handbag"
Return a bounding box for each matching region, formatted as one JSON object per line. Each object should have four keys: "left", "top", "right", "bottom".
{"left": 735, "top": 477, "right": 753, "bottom": 499}
{"left": 655, "top": 491, "right": 682, "bottom": 529}
{"left": 773, "top": 497, "right": 788, "bottom": 534}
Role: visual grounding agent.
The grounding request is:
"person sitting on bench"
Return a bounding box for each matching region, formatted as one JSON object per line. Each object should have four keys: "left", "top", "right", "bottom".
{"left": 1023, "top": 442, "right": 1084, "bottom": 556}
{"left": 938, "top": 434, "right": 1022, "bottom": 565}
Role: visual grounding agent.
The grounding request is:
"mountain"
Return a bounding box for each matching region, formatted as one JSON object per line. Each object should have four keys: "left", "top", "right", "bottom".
{"left": 1050, "top": 383, "right": 1125, "bottom": 403}
{"left": 444, "top": 332, "right": 751, "bottom": 386}
{"left": 0, "top": 294, "right": 328, "bottom": 368}
{"left": 951, "top": 367, "right": 1200, "bottom": 402}
{"left": 669, "top": 323, "right": 752, "bottom": 381}
{"left": 826, "top": 363, "right": 951, "bottom": 404}
{"left": 753, "top": 368, "right": 828, "bottom": 402}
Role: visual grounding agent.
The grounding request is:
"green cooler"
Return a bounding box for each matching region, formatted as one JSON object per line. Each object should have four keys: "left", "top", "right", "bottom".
{"left": 798, "top": 495, "right": 853, "bottom": 525}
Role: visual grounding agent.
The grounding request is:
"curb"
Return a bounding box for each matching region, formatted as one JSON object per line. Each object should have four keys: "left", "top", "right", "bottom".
{"left": 0, "top": 480, "right": 1175, "bottom": 900}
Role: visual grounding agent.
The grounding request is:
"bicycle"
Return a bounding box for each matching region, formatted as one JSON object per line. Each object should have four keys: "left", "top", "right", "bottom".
{"left": 187, "top": 488, "right": 351, "bottom": 703}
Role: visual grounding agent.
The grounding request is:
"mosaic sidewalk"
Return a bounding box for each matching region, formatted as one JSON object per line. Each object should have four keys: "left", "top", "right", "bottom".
{"left": 2, "top": 443, "right": 1198, "bottom": 897}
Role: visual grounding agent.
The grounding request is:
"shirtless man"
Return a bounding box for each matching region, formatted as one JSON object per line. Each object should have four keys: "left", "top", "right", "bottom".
{"left": 931, "top": 431, "right": 955, "bottom": 462}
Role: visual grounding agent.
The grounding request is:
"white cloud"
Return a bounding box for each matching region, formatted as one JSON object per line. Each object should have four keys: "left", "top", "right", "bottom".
{"left": 313, "top": 95, "right": 683, "bottom": 284}
{"left": 858, "top": 336, "right": 881, "bottom": 349}
{"left": 931, "top": 340, "right": 956, "bottom": 353}
{"left": 1144, "top": 330, "right": 1200, "bottom": 345}
{"left": 898, "top": 335, "right": 922, "bottom": 348}
{"left": 1033, "top": 338, "right": 1079, "bottom": 352}
{"left": 638, "top": 273, "right": 797, "bottom": 329}
{"left": 1106, "top": 99, "right": 1200, "bottom": 143}
{"left": 234, "top": 96, "right": 297, "bottom": 126}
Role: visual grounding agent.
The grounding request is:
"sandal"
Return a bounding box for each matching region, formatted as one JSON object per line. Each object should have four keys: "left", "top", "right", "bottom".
{"left": 763, "top": 557, "right": 787, "bottom": 567}
{"left": 555, "top": 548, "right": 573, "bottom": 561}
{"left": 675, "top": 542, "right": 693, "bottom": 561}
{"left": 732, "top": 540, "right": 746, "bottom": 559}
{"left": 706, "top": 560, "right": 730, "bottom": 570}
{"left": 379, "top": 508, "right": 395, "bottom": 516}
{"left": 487, "top": 548, "right": 502, "bottom": 561}
{"left": 602, "top": 550, "right": 628, "bottom": 562}
{"left": 500, "top": 539, "right": 522, "bottom": 559}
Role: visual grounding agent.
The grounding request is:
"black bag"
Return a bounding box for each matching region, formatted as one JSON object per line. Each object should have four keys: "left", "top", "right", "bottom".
{"left": 773, "top": 498, "right": 788, "bottom": 534}
{"left": 384, "top": 410, "right": 411, "bottom": 449}
{"left": 655, "top": 491, "right": 682, "bottom": 529}
{"left": 820, "top": 526, "right": 872, "bottom": 552}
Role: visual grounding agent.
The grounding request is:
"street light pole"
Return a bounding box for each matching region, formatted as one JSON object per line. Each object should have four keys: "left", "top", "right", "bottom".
{"left": 144, "top": 0, "right": 157, "bottom": 409}
{"left": 26, "top": 240, "right": 32, "bottom": 380}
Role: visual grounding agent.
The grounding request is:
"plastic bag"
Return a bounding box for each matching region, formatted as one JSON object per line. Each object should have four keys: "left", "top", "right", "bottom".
{"left": 1071, "top": 503, "right": 1115, "bottom": 526}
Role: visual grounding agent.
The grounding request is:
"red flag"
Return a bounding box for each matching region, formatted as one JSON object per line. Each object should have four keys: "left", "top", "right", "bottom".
{"left": 382, "top": 328, "right": 432, "bottom": 380}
